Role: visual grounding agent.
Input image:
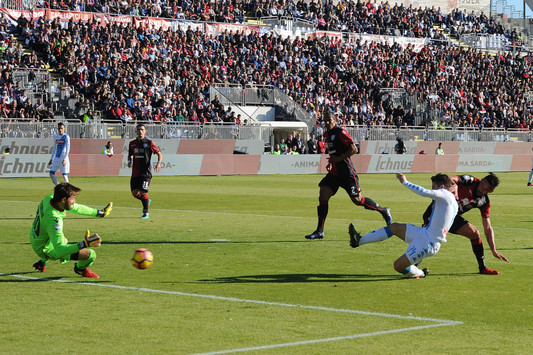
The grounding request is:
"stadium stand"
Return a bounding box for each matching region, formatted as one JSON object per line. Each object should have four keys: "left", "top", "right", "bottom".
{"left": 0, "top": 1, "right": 530, "bottom": 143}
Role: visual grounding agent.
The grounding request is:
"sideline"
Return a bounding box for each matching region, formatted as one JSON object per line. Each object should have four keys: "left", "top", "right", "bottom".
{"left": 2, "top": 273, "right": 462, "bottom": 354}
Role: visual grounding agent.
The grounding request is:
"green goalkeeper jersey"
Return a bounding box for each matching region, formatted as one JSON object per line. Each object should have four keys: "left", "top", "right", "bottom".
{"left": 30, "top": 194, "right": 98, "bottom": 259}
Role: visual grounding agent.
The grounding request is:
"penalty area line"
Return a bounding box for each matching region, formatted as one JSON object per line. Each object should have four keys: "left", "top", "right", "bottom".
{"left": 3, "top": 273, "right": 462, "bottom": 353}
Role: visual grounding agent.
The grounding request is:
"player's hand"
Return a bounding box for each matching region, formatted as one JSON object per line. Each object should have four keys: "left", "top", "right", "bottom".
{"left": 492, "top": 250, "right": 510, "bottom": 263}
{"left": 97, "top": 202, "right": 113, "bottom": 218}
{"left": 155, "top": 162, "right": 162, "bottom": 172}
{"left": 79, "top": 229, "right": 102, "bottom": 249}
{"left": 48, "top": 159, "right": 52, "bottom": 166}
{"left": 396, "top": 173, "right": 406, "bottom": 183}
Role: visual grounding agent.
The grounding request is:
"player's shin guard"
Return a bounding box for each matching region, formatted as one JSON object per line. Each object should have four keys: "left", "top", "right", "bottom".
{"left": 360, "top": 226, "right": 393, "bottom": 245}
{"left": 62, "top": 174, "right": 68, "bottom": 183}
{"left": 75, "top": 249, "right": 96, "bottom": 270}
{"left": 471, "top": 238, "right": 487, "bottom": 271}
{"left": 401, "top": 265, "right": 425, "bottom": 278}
{"left": 316, "top": 203, "right": 328, "bottom": 233}
{"left": 50, "top": 172, "right": 58, "bottom": 185}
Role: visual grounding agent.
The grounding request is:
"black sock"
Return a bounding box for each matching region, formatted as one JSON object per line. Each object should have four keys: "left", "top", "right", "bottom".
{"left": 361, "top": 197, "right": 385, "bottom": 213}
{"left": 141, "top": 195, "right": 149, "bottom": 212}
{"left": 471, "top": 238, "right": 486, "bottom": 271}
{"left": 317, "top": 203, "right": 328, "bottom": 233}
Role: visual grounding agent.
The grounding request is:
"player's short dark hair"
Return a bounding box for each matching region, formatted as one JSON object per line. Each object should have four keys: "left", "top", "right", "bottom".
{"left": 323, "top": 110, "right": 336, "bottom": 122}
{"left": 57, "top": 122, "right": 65, "bottom": 128}
{"left": 483, "top": 172, "right": 499, "bottom": 188}
{"left": 52, "top": 182, "right": 81, "bottom": 202}
{"left": 136, "top": 123, "right": 146, "bottom": 130}
{"left": 431, "top": 173, "right": 453, "bottom": 188}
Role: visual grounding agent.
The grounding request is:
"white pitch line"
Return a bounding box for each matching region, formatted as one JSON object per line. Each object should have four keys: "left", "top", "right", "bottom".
{"left": 2, "top": 273, "right": 462, "bottom": 354}
{"left": 192, "top": 322, "right": 457, "bottom": 355}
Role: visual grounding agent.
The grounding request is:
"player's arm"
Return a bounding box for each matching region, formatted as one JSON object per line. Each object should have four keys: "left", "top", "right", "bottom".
{"left": 329, "top": 143, "right": 357, "bottom": 164}
{"left": 398, "top": 175, "right": 443, "bottom": 199}
{"left": 44, "top": 217, "right": 81, "bottom": 257}
{"left": 482, "top": 216, "right": 509, "bottom": 263}
{"left": 62, "top": 135, "right": 71, "bottom": 165}
{"left": 128, "top": 144, "right": 133, "bottom": 168}
{"left": 69, "top": 203, "right": 99, "bottom": 217}
{"left": 49, "top": 139, "right": 57, "bottom": 165}
{"left": 153, "top": 141, "right": 163, "bottom": 172}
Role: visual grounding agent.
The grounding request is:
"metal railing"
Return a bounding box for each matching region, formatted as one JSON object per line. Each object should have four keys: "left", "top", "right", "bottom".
{"left": 1, "top": 120, "right": 531, "bottom": 143}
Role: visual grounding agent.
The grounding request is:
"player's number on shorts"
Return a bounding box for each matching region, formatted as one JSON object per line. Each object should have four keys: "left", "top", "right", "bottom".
{"left": 142, "top": 181, "right": 149, "bottom": 191}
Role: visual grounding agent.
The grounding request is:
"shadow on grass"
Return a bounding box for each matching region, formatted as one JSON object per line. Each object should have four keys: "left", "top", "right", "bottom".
{"left": 0, "top": 271, "right": 112, "bottom": 283}
{"left": 196, "top": 272, "right": 482, "bottom": 284}
{"left": 197, "top": 273, "right": 401, "bottom": 283}
{"left": 0, "top": 217, "right": 36, "bottom": 220}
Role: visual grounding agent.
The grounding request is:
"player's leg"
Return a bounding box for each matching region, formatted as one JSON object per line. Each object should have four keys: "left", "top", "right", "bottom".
{"left": 305, "top": 176, "right": 336, "bottom": 240}
{"left": 139, "top": 178, "right": 151, "bottom": 218}
{"left": 131, "top": 177, "right": 150, "bottom": 218}
{"left": 72, "top": 249, "right": 99, "bottom": 278}
{"left": 394, "top": 228, "right": 435, "bottom": 278}
{"left": 60, "top": 158, "right": 70, "bottom": 183}
{"left": 49, "top": 171, "right": 58, "bottom": 185}
{"left": 351, "top": 222, "right": 404, "bottom": 247}
{"left": 528, "top": 168, "right": 533, "bottom": 186}
{"left": 454, "top": 220, "right": 498, "bottom": 275}
{"left": 49, "top": 159, "right": 60, "bottom": 184}
{"left": 394, "top": 254, "right": 427, "bottom": 278}
{"left": 348, "top": 175, "right": 392, "bottom": 225}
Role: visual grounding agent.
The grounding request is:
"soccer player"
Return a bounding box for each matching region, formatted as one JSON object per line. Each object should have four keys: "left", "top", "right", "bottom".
{"left": 49, "top": 122, "right": 70, "bottom": 185}
{"left": 305, "top": 111, "right": 392, "bottom": 240}
{"left": 349, "top": 173, "right": 458, "bottom": 279}
{"left": 30, "top": 182, "right": 113, "bottom": 278}
{"left": 128, "top": 123, "right": 163, "bottom": 219}
{"left": 422, "top": 173, "right": 509, "bottom": 275}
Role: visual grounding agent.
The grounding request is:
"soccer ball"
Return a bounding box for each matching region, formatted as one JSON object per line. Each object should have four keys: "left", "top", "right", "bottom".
{"left": 131, "top": 248, "right": 153, "bottom": 269}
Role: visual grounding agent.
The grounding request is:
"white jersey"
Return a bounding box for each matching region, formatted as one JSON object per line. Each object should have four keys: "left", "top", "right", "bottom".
{"left": 50, "top": 133, "right": 70, "bottom": 161}
{"left": 402, "top": 180, "right": 458, "bottom": 243}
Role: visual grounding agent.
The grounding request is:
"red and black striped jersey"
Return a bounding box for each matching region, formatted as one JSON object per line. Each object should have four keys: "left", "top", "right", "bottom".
{"left": 324, "top": 125, "right": 356, "bottom": 177}
{"left": 129, "top": 138, "right": 160, "bottom": 178}
{"left": 455, "top": 175, "right": 491, "bottom": 217}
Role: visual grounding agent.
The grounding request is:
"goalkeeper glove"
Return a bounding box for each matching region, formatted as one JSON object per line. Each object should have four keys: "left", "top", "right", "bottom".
{"left": 97, "top": 202, "right": 113, "bottom": 218}
{"left": 78, "top": 229, "right": 102, "bottom": 249}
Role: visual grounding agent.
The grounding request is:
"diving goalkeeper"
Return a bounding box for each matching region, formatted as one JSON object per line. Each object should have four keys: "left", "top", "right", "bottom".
{"left": 30, "top": 182, "right": 113, "bottom": 278}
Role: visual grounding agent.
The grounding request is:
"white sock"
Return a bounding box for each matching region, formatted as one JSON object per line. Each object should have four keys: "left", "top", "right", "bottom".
{"left": 402, "top": 265, "right": 425, "bottom": 278}
{"left": 62, "top": 174, "right": 69, "bottom": 183}
{"left": 50, "top": 173, "right": 58, "bottom": 185}
{"left": 360, "top": 226, "right": 393, "bottom": 245}
{"left": 529, "top": 169, "right": 533, "bottom": 183}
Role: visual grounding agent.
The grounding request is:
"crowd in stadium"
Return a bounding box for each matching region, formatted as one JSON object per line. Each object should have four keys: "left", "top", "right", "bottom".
{"left": 13, "top": 10, "right": 531, "bottom": 130}
{"left": 38, "top": 0, "right": 518, "bottom": 41}
{"left": 0, "top": 0, "right": 529, "bottom": 131}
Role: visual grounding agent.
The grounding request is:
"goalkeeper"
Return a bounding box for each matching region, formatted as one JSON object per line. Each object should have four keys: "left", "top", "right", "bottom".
{"left": 30, "top": 182, "right": 113, "bottom": 278}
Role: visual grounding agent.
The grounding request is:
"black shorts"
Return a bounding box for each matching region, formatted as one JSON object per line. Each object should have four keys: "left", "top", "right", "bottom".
{"left": 449, "top": 214, "right": 469, "bottom": 234}
{"left": 319, "top": 173, "right": 361, "bottom": 197}
{"left": 130, "top": 176, "right": 151, "bottom": 192}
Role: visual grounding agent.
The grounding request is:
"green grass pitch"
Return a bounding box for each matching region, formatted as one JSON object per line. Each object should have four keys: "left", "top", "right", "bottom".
{"left": 1, "top": 173, "right": 532, "bottom": 354}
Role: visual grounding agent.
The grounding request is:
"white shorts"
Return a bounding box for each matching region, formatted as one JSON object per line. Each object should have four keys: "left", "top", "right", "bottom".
{"left": 50, "top": 157, "right": 70, "bottom": 174}
{"left": 404, "top": 223, "right": 441, "bottom": 265}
